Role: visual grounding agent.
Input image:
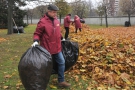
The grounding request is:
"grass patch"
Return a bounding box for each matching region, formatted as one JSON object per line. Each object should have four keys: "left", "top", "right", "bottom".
{"left": 0, "top": 25, "right": 35, "bottom": 90}
{"left": 89, "top": 24, "right": 123, "bottom": 29}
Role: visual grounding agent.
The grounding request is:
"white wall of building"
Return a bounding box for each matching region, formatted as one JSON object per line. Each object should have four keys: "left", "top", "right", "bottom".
{"left": 84, "top": 17, "right": 135, "bottom": 25}
{"left": 24, "top": 17, "right": 135, "bottom": 25}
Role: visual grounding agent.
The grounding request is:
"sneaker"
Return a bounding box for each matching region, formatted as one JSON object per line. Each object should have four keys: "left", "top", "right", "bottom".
{"left": 58, "top": 81, "right": 71, "bottom": 88}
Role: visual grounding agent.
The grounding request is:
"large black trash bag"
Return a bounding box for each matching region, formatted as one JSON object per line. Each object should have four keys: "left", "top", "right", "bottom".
{"left": 13, "top": 26, "right": 24, "bottom": 33}
{"left": 18, "top": 45, "right": 53, "bottom": 90}
{"left": 52, "top": 40, "right": 79, "bottom": 74}
{"left": 125, "top": 21, "right": 131, "bottom": 27}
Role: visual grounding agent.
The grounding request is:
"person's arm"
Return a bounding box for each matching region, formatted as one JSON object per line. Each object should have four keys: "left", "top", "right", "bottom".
{"left": 32, "top": 21, "right": 44, "bottom": 47}
{"left": 33, "top": 21, "right": 44, "bottom": 42}
{"left": 67, "top": 16, "right": 71, "bottom": 23}
{"left": 60, "top": 33, "right": 65, "bottom": 40}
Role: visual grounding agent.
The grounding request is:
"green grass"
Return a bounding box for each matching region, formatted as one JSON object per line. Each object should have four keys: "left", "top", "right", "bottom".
{"left": 89, "top": 24, "right": 123, "bottom": 29}
{"left": 0, "top": 25, "right": 35, "bottom": 90}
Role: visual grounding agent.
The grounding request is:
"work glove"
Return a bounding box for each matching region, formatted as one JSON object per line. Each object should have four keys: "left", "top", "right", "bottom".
{"left": 31, "top": 41, "right": 39, "bottom": 47}
{"left": 62, "top": 38, "right": 65, "bottom": 41}
{"left": 61, "top": 36, "right": 65, "bottom": 41}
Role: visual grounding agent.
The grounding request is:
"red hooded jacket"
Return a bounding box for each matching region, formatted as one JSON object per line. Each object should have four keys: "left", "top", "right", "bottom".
{"left": 74, "top": 15, "right": 81, "bottom": 29}
{"left": 33, "top": 14, "right": 62, "bottom": 54}
{"left": 64, "top": 15, "right": 71, "bottom": 27}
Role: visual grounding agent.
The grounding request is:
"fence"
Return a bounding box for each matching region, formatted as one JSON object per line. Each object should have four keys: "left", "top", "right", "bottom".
{"left": 23, "top": 16, "right": 135, "bottom": 26}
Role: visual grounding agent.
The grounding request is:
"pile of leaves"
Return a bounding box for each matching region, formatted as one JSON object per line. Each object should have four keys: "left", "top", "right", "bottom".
{"left": 65, "top": 25, "right": 135, "bottom": 89}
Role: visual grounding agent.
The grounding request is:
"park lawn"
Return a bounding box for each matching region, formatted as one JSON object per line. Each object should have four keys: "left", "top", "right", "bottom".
{"left": 89, "top": 24, "right": 123, "bottom": 29}
{"left": 0, "top": 24, "right": 91, "bottom": 90}
{"left": 0, "top": 25, "right": 36, "bottom": 90}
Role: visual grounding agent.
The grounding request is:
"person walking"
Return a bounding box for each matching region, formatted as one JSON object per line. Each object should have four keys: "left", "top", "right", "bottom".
{"left": 64, "top": 14, "right": 71, "bottom": 40}
{"left": 74, "top": 15, "right": 82, "bottom": 33}
{"left": 32, "top": 4, "right": 71, "bottom": 88}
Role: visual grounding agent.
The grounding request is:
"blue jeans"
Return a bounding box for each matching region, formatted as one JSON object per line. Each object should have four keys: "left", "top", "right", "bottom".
{"left": 52, "top": 52, "right": 65, "bottom": 83}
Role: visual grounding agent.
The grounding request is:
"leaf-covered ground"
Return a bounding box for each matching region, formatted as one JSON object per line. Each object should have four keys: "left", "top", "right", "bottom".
{"left": 65, "top": 24, "right": 135, "bottom": 89}
{"left": 0, "top": 24, "right": 135, "bottom": 90}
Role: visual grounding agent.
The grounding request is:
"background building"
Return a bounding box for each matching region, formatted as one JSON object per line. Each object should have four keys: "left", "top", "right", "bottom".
{"left": 104, "top": 0, "right": 119, "bottom": 16}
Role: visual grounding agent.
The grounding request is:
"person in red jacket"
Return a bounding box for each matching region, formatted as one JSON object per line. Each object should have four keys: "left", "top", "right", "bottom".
{"left": 64, "top": 14, "right": 71, "bottom": 39}
{"left": 32, "top": 4, "right": 71, "bottom": 88}
{"left": 74, "top": 15, "right": 82, "bottom": 33}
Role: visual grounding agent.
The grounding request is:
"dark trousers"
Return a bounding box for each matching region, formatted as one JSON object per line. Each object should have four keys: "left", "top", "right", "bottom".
{"left": 75, "top": 28, "right": 81, "bottom": 33}
{"left": 64, "top": 27, "right": 69, "bottom": 39}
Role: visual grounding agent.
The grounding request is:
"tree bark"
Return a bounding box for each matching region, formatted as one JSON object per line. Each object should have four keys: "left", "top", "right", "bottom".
{"left": 7, "top": 0, "right": 13, "bottom": 34}
{"left": 31, "top": 15, "right": 32, "bottom": 24}
{"left": 128, "top": 13, "right": 131, "bottom": 26}
{"left": 100, "top": 16, "right": 103, "bottom": 26}
{"left": 105, "top": 6, "right": 108, "bottom": 28}
{"left": 132, "top": 0, "right": 135, "bottom": 6}
{"left": 27, "top": 14, "right": 29, "bottom": 24}
{"left": 59, "top": 14, "right": 62, "bottom": 25}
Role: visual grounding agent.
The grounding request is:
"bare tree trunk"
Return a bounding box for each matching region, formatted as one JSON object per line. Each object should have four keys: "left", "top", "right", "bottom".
{"left": 132, "top": 0, "right": 135, "bottom": 6}
{"left": 100, "top": 16, "right": 103, "bottom": 26}
{"left": 7, "top": 0, "right": 13, "bottom": 34}
{"left": 128, "top": 13, "right": 131, "bottom": 26}
{"left": 31, "top": 15, "right": 32, "bottom": 24}
{"left": 27, "top": 14, "right": 29, "bottom": 24}
{"left": 59, "top": 14, "right": 62, "bottom": 25}
{"left": 105, "top": 6, "right": 108, "bottom": 28}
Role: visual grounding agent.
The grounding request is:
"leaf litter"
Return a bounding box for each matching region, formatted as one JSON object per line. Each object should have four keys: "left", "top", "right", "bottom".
{"left": 64, "top": 25, "right": 135, "bottom": 89}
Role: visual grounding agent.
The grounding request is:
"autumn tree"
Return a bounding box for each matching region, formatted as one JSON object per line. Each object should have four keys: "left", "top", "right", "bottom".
{"left": 23, "top": 0, "right": 55, "bottom": 23}
{"left": 0, "top": 0, "right": 7, "bottom": 28}
{"left": 28, "top": 9, "right": 34, "bottom": 24}
{"left": 55, "top": 0, "right": 70, "bottom": 24}
{"left": 7, "top": 0, "right": 14, "bottom": 34}
{"left": 96, "top": 3, "right": 105, "bottom": 26}
{"left": 101, "top": 0, "right": 115, "bottom": 27}
{"left": 7, "top": 0, "right": 26, "bottom": 34}
{"left": 70, "top": 0, "right": 91, "bottom": 18}
{"left": 132, "top": 0, "right": 135, "bottom": 6}
{"left": 87, "top": 0, "right": 92, "bottom": 16}
{"left": 119, "top": 0, "right": 135, "bottom": 25}
{"left": 37, "top": 5, "right": 47, "bottom": 17}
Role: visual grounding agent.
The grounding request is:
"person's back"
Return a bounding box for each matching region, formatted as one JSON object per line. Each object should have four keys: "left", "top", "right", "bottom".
{"left": 64, "top": 14, "right": 71, "bottom": 27}
{"left": 74, "top": 15, "right": 82, "bottom": 33}
{"left": 64, "top": 14, "right": 71, "bottom": 39}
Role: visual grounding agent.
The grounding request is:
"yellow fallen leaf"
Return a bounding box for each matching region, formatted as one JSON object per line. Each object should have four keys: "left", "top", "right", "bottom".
{"left": 49, "top": 85, "right": 57, "bottom": 89}
{"left": 81, "top": 75, "right": 87, "bottom": 81}
{"left": 86, "top": 86, "right": 92, "bottom": 90}
{"left": 97, "top": 87, "right": 103, "bottom": 90}
{"left": 4, "top": 75, "right": 11, "bottom": 78}
{"left": 3, "top": 86, "right": 8, "bottom": 89}
{"left": 16, "top": 82, "right": 22, "bottom": 87}
{"left": 94, "top": 67, "right": 100, "bottom": 73}
{"left": 80, "top": 69, "right": 86, "bottom": 72}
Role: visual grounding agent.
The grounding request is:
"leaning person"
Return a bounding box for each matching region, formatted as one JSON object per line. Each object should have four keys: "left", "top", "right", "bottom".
{"left": 74, "top": 15, "right": 82, "bottom": 33}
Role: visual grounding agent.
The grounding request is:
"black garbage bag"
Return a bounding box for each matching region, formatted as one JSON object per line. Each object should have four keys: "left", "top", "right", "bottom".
{"left": 80, "top": 19, "right": 85, "bottom": 23}
{"left": 125, "top": 21, "right": 131, "bottom": 27}
{"left": 13, "top": 26, "right": 24, "bottom": 33}
{"left": 52, "top": 40, "right": 79, "bottom": 74}
{"left": 18, "top": 45, "right": 53, "bottom": 90}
